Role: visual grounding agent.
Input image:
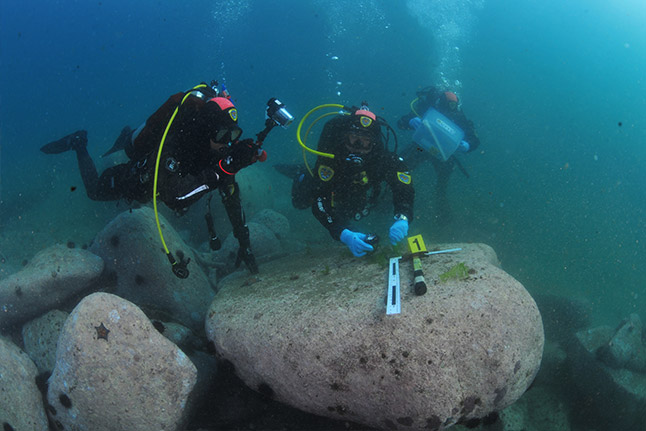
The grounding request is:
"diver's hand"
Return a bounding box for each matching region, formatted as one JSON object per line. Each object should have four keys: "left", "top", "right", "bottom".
{"left": 397, "top": 113, "right": 415, "bottom": 130}
{"left": 397, "top": 116, "right": 410, "bottom": 130}
{"left": 389, "top": 219, "right": 409, "bottom": 245}
{"left": 409, "top": 117, "right": 422, "bottom": 130}
{"left": 220, "top": 139, "right": 266, "bottom": 174}
{"left": 340, "top": 229, "right": 374, "bottom": 257}
{"left": 457, "top": 140, "right": 470, "bottom": 152}
{"left": 235, "top": 246, "right": 259, "bottom": 274}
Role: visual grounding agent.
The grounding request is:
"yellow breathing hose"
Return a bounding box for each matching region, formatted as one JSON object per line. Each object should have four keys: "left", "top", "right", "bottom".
{"left": 300, "top": 111, "right": 340, "bottom": 176}
{"left": 410, "top": 97, "right": 420, "bottom": 117}
{"left": 296, "top": 103, "right": 345, "bottom": 159}
{"left": 152, "top": 83, "right": 208, "bottom": 273}
{"left": 296, "top": 103, "right": 354, "bottom": 176}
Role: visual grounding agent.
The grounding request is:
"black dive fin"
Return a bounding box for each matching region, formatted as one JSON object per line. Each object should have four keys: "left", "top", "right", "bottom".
{"left": 102, "top": 126, "right": 133, "bottom": 158}
{"left": 40, "top": 130, "right": 87, "bottom": 154}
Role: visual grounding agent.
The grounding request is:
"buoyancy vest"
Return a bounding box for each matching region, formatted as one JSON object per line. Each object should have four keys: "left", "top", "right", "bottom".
{"left": 129, "top": 86, "right": 219, "bottom": 161}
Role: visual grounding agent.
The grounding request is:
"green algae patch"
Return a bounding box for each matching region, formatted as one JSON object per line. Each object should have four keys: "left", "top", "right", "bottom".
{"left": 439, "top": 262, "right": 470, "bottom": 282}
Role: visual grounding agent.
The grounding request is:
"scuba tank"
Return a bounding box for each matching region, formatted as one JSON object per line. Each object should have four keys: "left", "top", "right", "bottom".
{"left": 129, "top": 82, "right": 222, "bottom": 161}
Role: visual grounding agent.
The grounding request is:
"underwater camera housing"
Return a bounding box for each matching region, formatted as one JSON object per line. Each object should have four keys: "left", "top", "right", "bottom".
{"left": 256, "top": 97, "right": 294, "bottom": 144}
{"left": 266, "top": 98, "right": 294, "bottom": 128}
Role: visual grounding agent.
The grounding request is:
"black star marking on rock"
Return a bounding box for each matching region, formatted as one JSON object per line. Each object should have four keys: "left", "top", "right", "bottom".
{"left": 95, "top": 322, "right": 110, "bottom": 341}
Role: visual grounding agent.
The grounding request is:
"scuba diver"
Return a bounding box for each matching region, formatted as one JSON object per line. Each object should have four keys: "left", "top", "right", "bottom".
{"left": 397, "top": 87, "right": 480, "bottom": 225}
{"left": 276, "top": 103, "right": 414, "bottom": 257}
{"left": 41, "top": 82, "right": 271, "bottom": 275}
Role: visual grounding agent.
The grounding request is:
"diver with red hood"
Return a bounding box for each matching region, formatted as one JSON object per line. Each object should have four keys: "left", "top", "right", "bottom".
{"left": 398, "top": 87, "right": 481, "bottom": 225}
{"left": 41, "top": 82, "right": 272, "bottom": 274}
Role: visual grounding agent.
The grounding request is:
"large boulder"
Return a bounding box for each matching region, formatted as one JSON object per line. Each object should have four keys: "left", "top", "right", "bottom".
{"left": 206, "top": 243, "right": 544, "bottom": 431}
{"left": 596, "top": 313, "right": 646, "bottom": 372}
{"left": 0, "top": 337, "right": 49, "bottom": 431}
{"left": 0, "top": 244, "right": 103, "bottom": 332}
{"left": 22, "top": 309, "right": 70, "bottom": 373}
{"left": 47, "top": 292, "right": 197, "bottom": 431}
{"left": 89, "top": 207, "right": 214, "bottom": 331}
{"left": 214, "top": 221, "right": 282, "bottom": 266}
{"left": 496, "top": 386, "right": 570, "bottom": 431}
{"left": 198, "top": 208, "right": 305, "bottom": 277}
{"left": 568, "top": 319, "right": 646, "bottom": 430}
{"left": 250, "top": 208, "right": 291, "bottom": 239}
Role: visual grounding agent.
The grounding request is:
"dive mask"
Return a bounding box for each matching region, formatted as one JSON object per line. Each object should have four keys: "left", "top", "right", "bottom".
{"left": 345, "top": 132, "right": 375, "bottom": 154}
{"left": 213, "top": 125, "right": 242, "bottom": 145}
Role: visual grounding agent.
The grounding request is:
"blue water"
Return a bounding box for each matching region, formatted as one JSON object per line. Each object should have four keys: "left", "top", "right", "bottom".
{"left": 1, "top": 0, "right": 645, "bottom": 429}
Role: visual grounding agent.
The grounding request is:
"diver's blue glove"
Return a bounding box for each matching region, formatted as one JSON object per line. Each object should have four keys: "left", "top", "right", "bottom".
{"left": 340, "top": 229, "right": 374, "bottom": 257}
{"left": 389, "top": 219, "right": 409, "bottom": 245}
{"left": 457, "top": 140, "right": 470, "bottom": 152}
{"left": 409, "top": 117, "right": 422, "bottom": 130}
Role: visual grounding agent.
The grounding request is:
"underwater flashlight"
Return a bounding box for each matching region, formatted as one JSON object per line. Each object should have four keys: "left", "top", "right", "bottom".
{"left": 266, "top": 98, "right": 294, "bottom": 128}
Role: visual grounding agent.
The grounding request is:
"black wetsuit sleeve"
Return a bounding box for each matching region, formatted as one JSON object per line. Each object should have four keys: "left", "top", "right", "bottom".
{"left": 453, "top": 111, "right": 480, "bottom": 152}
{"left": 308, "top": 163, "right": 347, "bottom": 240}
{"left": 383, "top": 153, "right": 415, "bottom": 220}
{"left": 397, "top": 112, "right": 416, "bottom": 131}
{"left": 311, "top": 190, "right": 347, "bottom": 241}
{"left": 159, "top": 168, "right": 220, "bottom": 212}
{"left": 308, "top": 118, "right": 350, "bottom": 240}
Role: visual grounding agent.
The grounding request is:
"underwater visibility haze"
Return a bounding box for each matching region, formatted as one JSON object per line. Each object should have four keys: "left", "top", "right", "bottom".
{"left": 1, "top": 0, "right": 645, "bottom": 430}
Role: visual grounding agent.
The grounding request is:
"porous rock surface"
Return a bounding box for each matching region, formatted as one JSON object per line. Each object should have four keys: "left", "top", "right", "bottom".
{"left": 497, "top": 386, "right": 570, "bottom": 431}
{"left": 201, "top": 208, "right": 305, "bottom": 274}
{"left": 47, "top": 292, "right": 197, "bottom": 431}
{"left": 568, "top": 321, "right": 646, "bottom": 430}
{"left": 0, "top": 244, "right": 103, "bottom": 331}
{"left": 214, "top": 221, "right": 282, "bottom": 266}
{"left": 250, "top": 208, "right": 291, "bottom": 239}
{"left": 89, "top": 207, "right": 214, "bottom": 331}
{"left": 206, "top": 243, "right": 544, "bottom": 431}
{"left": 22, "top": 309, "right": 70, "bottom": 373}
{"left": 0, "top": 336, "right": 49, "bottom": 431}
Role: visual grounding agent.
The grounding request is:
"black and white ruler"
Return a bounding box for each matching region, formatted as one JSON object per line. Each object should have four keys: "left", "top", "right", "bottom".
{"left": 387, "top": 256, "right": 401, "bottom": 315}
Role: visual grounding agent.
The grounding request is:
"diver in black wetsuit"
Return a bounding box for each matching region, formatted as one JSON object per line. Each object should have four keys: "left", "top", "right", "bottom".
{"left": 284, "top": 105, "right": 414, "bottom": 257}
{"left": 41, "top": 84, "right": 263, "bottom": 273}
{"left": 398, "top": 87, "right": 481, "bottom": 225}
